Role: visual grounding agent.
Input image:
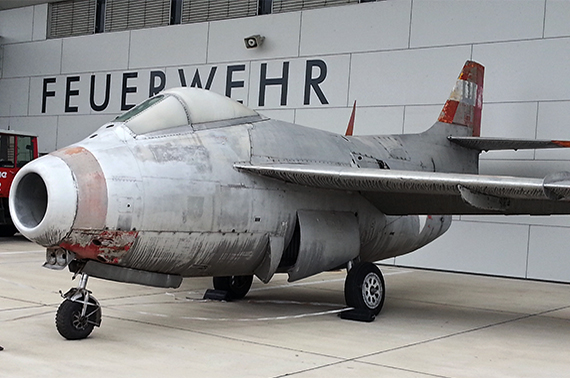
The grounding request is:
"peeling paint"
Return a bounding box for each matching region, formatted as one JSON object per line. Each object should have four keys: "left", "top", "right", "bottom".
{"left": 60, "top": 229, "right": 138, "bottom": 264}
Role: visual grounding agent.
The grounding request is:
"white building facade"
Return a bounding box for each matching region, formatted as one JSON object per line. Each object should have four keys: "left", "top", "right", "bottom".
{"left": 1, "top": 0, "right": 570, "bottom": 282}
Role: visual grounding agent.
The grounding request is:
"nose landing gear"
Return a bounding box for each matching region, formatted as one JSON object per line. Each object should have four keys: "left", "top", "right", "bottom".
{"left": 56, "top": 273, "right": 102, "bottom": 340}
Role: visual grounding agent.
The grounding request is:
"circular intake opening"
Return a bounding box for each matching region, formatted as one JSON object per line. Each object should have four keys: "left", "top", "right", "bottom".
{"left": 13, "top": 172, "right": 48, "bottom": 229}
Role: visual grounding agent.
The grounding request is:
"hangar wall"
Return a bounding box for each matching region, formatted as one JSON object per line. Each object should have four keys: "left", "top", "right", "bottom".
{"left": 1, "top": 0, "right": 570, "bottom": 282}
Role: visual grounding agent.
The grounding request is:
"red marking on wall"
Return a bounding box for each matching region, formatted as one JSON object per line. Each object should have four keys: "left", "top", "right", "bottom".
{"left": 60, "top": 229, "right": 138, "bottom": 264}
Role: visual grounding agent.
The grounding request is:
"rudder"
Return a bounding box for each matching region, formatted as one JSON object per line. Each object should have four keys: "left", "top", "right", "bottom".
{"left": 437, "top": 61, "right": 484, "bottom": 137}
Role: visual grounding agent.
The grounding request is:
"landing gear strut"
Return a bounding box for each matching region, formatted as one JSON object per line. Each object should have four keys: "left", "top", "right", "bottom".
{"left": 212, "top": 275, "right": 253, "bottom": 300}
{"left": 344, "top": 262, "right": 385, "bottom": 318}
{"left": 56, "top": 273, "right": 102, "bottom": 340}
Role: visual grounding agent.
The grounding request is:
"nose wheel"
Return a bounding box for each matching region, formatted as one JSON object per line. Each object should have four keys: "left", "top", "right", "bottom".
{"left": 344, "top": 262, "right": 385, "bottom": 316}
{"left": 56, "top": 274, "right": 102, "bottom": 340}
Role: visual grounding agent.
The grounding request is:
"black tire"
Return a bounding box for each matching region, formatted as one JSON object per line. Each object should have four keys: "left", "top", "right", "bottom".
{"left": 55, "top": 298, "right": 100, "bottom": 340}
{"left": 344, "top": 262, "right": 385, "bottom": 315}
{"left": 213, "top": 275, "right": 253, "bottom": 300}
{"left": 0, "top": 225, "right": 17, "bottom": 237}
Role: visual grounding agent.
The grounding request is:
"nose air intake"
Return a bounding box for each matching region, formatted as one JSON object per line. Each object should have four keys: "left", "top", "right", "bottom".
{"left": 12, "top": 172, "right": 48, "bottom": 228}
{"left": 9, "top": 155, "right": 78, "bottom": 247}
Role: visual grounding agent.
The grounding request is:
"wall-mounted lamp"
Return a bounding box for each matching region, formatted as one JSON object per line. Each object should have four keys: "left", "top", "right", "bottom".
{"left": 244, "top": 35, "right": 264, "bottom": 49}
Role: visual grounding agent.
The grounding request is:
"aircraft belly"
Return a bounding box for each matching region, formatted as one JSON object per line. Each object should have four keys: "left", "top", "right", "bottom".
{"left": 120, "top": 231, "right": 269, "bottom": 277}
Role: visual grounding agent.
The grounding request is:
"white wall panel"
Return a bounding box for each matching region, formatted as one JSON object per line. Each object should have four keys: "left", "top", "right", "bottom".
{"left": 351, "top": 106, "right": 404, "bottom": 136}
{"left": 32, "top": 4, "right": 48, "bottom": 41}
{"left": 257, "top": 109, "right": 295, "bottom": 123}
{"left": 544, "top": 0, "right": 570, "bottom": 38}
{"left": 395, "top": 220, "right": 530, "bottom": 278}
{"left": 0, "top": 78, "right": 30, "bottom": 117}
{"left": 28, "top": 70, "right": 157, "bottom": 116}
{"left": 248, "top": 54, "right": 350, "bottom": 109}
{"left": 165, "top": 64, "right": 229, "bottom": 93}
{"left": 28, "top": 76, "right": 65, "bottom": 116}
{"left": 166, "top": 62, "right": 252, "bottom": 104}
{"left": 410, "top": 0, "right": 544, "bottom": 48}
{"left": 349, "top": 46, "right": 471, "bottom": 107}
{"left": 295, "top": 107, "right": 355, "bottom": 135}
{"left": 9, "top": 116, "right": 57, "bottom": 153}
{"left": 473, "top": 38, "right": 570, "bottom": 103}
{"left": 61, "top": 32, "right": 130, "bottom": 74}
{"left": 129, "top": 23, "right": 209, "bottom": 69}
{"left": 480, "top": 159, "right": 570, "bottom": 179}
{"left": 208, "top": 12, "right": 301, "bottom": 64}
{"left": 478, "top": 102, "right": 538, "bottom": 161}
{"left": 0, "top": 7, "right": 33, "bottom": 44}
{"left": 103, "top": 69, "right": 163, "bottom": 111}
{"left": 299, "top": 1, "right": 411, "bottom": 56}
{"left": 2, "top": 39, "right": 61, "bottom": 78}
{"left": 535, "top": 101, "right": 570, "bottom": 161}
{"left": 56, "top": 114, "right": 110, "bottom": 149}
{"left": 402, "top": 104, "right": 441, "bottom": 134}
{"left": 461, "top": 215, "right": 570, "bottom": 228}
{"left": 527, "top": 225, "right": 570, "bottom": 282}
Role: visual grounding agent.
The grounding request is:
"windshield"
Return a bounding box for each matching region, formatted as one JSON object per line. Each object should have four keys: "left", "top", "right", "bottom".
{"left": 16, "top": 136, "right": 34, "bottom": 167}
{"left": 0, "top": 135, "right": 15, "bottom": 168}
{"left": 115, "top": 94, "right": 189, "bottom": 134}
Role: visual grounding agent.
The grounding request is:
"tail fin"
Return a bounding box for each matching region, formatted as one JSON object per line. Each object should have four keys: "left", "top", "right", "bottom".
{"left": 345, "top": 101, "right": 357, "bottom": 136}
{"left": 437, "top": 61, "right": 484, "bottom": 137}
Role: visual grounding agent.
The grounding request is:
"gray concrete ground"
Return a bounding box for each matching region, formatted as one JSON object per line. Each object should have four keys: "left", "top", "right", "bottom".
{"left": 1, "top": 235, "right": 570, "bottom": 377}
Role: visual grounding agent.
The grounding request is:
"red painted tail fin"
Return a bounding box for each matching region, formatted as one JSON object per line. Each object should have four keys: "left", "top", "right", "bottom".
{"left": 438, "top": 61, "right": 484, "bottom": 137}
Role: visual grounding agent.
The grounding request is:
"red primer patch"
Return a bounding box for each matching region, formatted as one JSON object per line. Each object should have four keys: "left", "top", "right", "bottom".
{"left": 60, "top": 229, "right": 138, "bottom": 264}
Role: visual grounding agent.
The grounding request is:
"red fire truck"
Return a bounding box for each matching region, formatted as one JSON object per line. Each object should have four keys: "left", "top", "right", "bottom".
{"left": 0, "top": 130, "right": 39, "bottom": 236}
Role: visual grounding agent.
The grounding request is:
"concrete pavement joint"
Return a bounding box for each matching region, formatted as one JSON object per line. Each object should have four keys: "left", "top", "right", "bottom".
{"left": 104, "top": 314, "right": 345, "bottom": 361}
{"left": 271, "top": 307, "right": 564, "bottom": 377}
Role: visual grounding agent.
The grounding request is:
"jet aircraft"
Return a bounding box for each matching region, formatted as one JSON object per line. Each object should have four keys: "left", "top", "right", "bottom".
{"left": 9, "top": 61, "right": 570, "bottom": 340}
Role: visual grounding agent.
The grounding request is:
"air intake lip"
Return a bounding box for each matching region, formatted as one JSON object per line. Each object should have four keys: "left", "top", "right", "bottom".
{"left": 9, "top": 155, "right": 78, "bottom": 247}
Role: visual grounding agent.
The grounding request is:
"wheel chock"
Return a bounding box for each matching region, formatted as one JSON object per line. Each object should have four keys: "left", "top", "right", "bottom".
{"left": 203, "top": 289, "right": 230, "bottom": 301}
{"left": 339, "top": 308, "right": 376, "bottom": 322}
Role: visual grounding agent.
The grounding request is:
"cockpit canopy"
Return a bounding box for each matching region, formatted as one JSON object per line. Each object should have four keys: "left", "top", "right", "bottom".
{"left": 115, "top": 87, "right": 260, "bottom": 135}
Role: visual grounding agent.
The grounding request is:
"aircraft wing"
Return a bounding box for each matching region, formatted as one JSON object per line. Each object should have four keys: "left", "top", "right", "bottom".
{"left": 235, "top": 163, "right": 570, "bottom": 215}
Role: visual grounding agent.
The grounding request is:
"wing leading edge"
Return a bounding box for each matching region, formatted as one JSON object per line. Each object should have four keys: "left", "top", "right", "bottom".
{"left": 235, "top": 163, "right": 570, "bottom": 215}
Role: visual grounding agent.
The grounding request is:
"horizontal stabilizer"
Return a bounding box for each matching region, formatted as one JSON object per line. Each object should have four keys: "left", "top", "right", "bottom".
{"left": 235, "top": 163, "right": 570, "bottom": 215}
{"left": 449, "top": 136, "right": 570, "bottom": 151}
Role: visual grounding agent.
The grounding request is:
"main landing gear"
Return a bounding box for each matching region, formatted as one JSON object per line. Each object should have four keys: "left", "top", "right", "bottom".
{"left": 55, "top": 273, "right": 101, "bottom": 340}
{"left": 342, "top": 261, "right": 386, "bottom": 321}
{"left": 212, "top": 275, "right": 254, "bottom": 300}
{"left": 210, "top": 264, "right": 386, "bottom": 323}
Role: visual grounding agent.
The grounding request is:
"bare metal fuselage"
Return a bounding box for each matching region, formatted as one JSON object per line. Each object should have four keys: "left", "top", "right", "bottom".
{"left": 22, "top": 117, "right": 453, "bottom": 283}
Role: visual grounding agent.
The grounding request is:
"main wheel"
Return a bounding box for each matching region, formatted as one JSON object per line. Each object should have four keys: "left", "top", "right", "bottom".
{"left": 0, "top": 225, "right": 17, "bottom": 237}
{"left": 55, "top": 298, "right": 101, "bottom": 340}
{"left": 344, "top": 262, "right": 385, "bottom": 315}
{"left": 213, "top": 275, "right": 253, "bottom": 300}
